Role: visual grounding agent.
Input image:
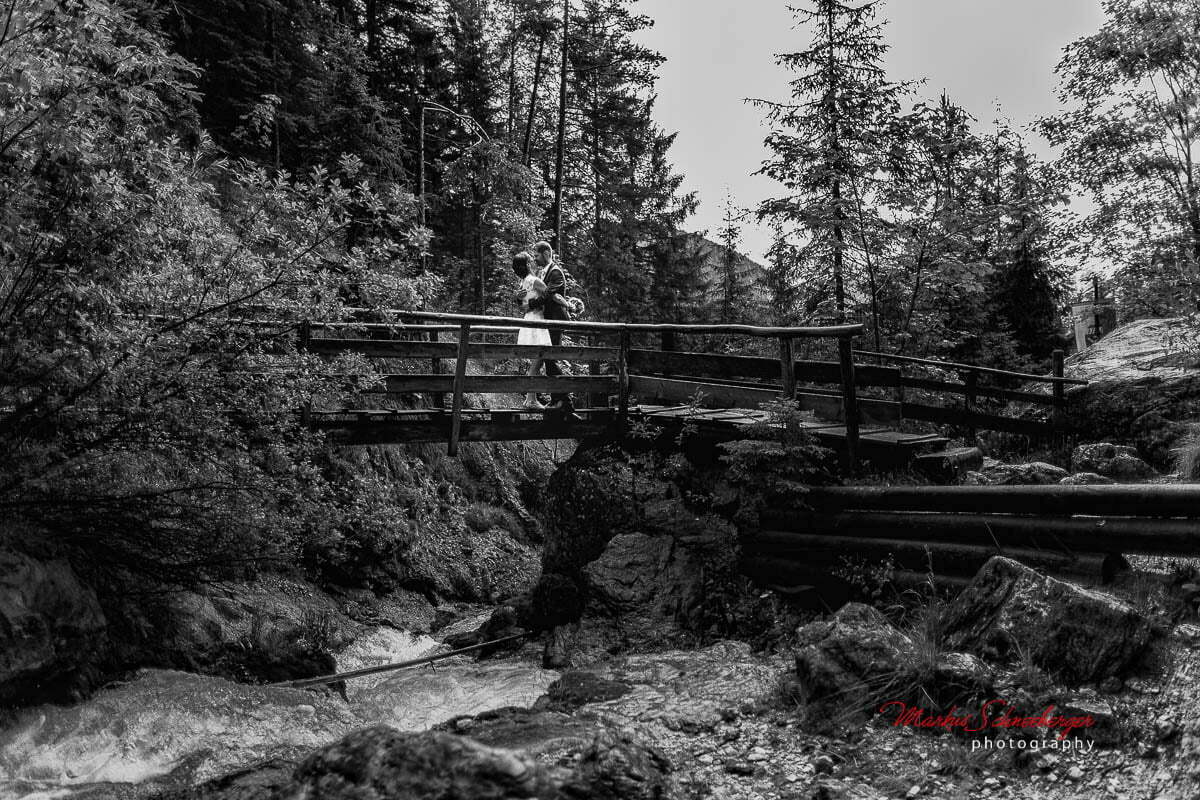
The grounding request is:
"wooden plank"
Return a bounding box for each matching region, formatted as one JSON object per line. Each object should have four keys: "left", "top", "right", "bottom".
{"left": 964, "top": 370, "right": 978, "bottom": 442}
{"left": 448, "top": 323, "right": 470, "bottom": 456}
{"left": 798, "top": 485, "right": 1200, "bottom": 519}
{"left": 901, "top": 402, "right": 1054, "bottom": 437}
{"left": 794, "top": 392, "right": 901, "bottom": 427}
{"left": 628, "top": 375, "right": 781, "bottom": 409}
{"left": 752, "top": 513, "right": 1200, "bottom": 559}
{"left": 390, "top": 309, "right": 867, "bottom": 338}
{"left": 780, "top": 337, "right": 797, "bottom": 399}
{"left": 298, "top": 320, "right": 312, "bottom": 427}
{"left": 428, "top": 328, "right": 445, "bottom": 408}
{"left": 838, "top": 336, "right": 860, "bottom": 473}
{"left": 627, "top": 350, "right": 899, "bottom": 388}
{"left": 796, "top": 360, "right": 901, "bottom": 388}
{"left": 1053, "top": 349, "right": 1066, "bottom": 434}
{"left": 899, "top": 375, "right": 1055, "bottom": 406}
{"left": 618, "top": 329, "right": 631, "bottom": 429}
{"left": 628, "top": 349, "right": 780, "bottom": 380}
{"left": 745, "top": 533, "right": 1110, "bottom": 580}
{"left": 368, "top": 375, "right": 618, "bottom": 394}
{"left": 309, "top": 339, "right": 618, "bottom": 362}
{"left": 319, "top": 417, "right": 612, "bottom": 446}
{"left": 853, "top": 348, "right": 1088, "bottom": 385}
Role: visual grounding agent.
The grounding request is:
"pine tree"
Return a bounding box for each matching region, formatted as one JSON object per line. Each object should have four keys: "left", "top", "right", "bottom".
{"left": 717, "top": 192, "right": 747, "bottom": 324}
{"left": 986, "top": 144, "right": 1068, "bottom": 365}
{"left": 753, "top": 0, "right": 909, "bottom": 323}
{"left": 562, "top": 0, "right": 693, "bottom": 322}
{"left": 765, "top": 220, "right": 799, "bottom": 326}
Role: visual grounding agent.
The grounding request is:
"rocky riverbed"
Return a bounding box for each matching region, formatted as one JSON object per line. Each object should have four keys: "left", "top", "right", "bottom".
{"left": 9, "top": 613, "right": 1194, "bottom": 800}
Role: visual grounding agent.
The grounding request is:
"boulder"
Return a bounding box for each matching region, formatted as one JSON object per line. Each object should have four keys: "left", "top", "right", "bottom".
{"left": 959, "top": 470, "right": 993, "bottom": 486}
{"left": 1059, "top": 472, "right": 1114, "bottom": 486}
{"left": 1071, "top": 443, "right": 1156, "bottom": 480}
{"left": 793, "top": 603, "right": 915, "bottom": 728}
{"left": 583, "top": 533, "right": 702, "bottom": 618}
{"left": 542, "top": 446, "right": 641, "bottom": 579}
{"left": 943, "top": 557, "right": 1158, "bottom": 683}
{"left": 981, "top": 461, "right": 1069, "bottom": 485}
{"left": 933, "top": 652, "right": 994, "bottom": 695}
{"left": 174, "top": 723, "right": 679, "bottom": 800}
{"left": 577, "top": 532, "right": 705, "bottom": 650}
{"left": 0, "top": 549, "right": 107, "bottom": 705}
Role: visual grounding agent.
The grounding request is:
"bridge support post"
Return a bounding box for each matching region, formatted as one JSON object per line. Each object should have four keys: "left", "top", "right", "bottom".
{"left": 617, "top": 328, "right": 631, "bottom": 432}
{"left": 448, "top": 322, "right": 471, "bottom": 456}
{"left": 1051, "top": 349, "right": 1066, "bottom": 444}
{"left": 298, "top": 319, "right": 312, "bottom": 428}
{"left": 779, "top": 336, "right": 796, "bottom": 400}
{"left": 963, "top": 370, "right": 978, "bottom": 445}
{"left": 430, "top": 327, "right": 445, "bottom": 409}
{"left": 837, "top": 336, "right": 860, "bottom": 473}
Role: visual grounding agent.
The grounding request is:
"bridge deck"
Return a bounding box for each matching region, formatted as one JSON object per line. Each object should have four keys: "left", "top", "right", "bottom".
{"left": 297, "top": 310, "right": 1081, "bottom": 468}
{"left": 313, "top": 403, "right": 951, "bottom": 466}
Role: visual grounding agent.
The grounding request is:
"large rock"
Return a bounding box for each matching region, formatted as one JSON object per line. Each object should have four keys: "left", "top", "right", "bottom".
{"left": 943, "top": 557, "right": 1158, "bottom": 683}
{"left": 1058, "top": 472, "right": 1114, "bottom": 486}
{"left": 1071, "top": 442, "right": 1156, "bottom": 480}
{"left": 173, "top": 723, "right": 680, "bottom": 800}
{"left": 541, "top": 446, "right": 641, "bottom": 579}
{"left": 793, "top": 604, "right": 915, "bottom": 728}
{"left": 980, "top": 460, "right": 1069, "bottom": 485}
{"left": 582, "top": 533, "right": 703, "bottom": 625}
{"left": 0, "top": 549, "right": 107, "bottom": 705}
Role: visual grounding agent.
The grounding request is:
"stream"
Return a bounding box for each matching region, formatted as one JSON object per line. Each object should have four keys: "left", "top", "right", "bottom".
{"left": 0, "top": 627, "right": 559, "bottom": 799}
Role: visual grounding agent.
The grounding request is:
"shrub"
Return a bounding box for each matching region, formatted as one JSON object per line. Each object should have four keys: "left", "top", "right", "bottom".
{"left": 0, "top": 3, "right": 430, "bottom": 590}
{"left": 463, "top": 502, "right": 523, "bottom": 536}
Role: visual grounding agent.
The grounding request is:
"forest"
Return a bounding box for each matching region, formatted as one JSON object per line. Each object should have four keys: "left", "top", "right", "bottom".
{"left": 4, "top": 1, "right": 1200, "bottom": 798}
{"left": 2, "top": 0, "right": 1199, "bottom": 587}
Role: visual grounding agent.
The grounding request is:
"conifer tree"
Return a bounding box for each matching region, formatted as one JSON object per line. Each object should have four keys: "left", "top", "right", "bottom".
{"left": 753, "top": 0, "right": 908, "bottom": 323}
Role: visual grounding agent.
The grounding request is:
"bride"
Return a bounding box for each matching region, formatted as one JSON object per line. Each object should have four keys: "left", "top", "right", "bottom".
{"left": 512, "top": 252, "right": 550, "bottom": 409}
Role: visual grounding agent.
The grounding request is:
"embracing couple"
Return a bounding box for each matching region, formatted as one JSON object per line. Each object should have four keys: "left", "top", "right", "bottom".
{"left": 512, "top": 241, "right": 585, "bottom": 416}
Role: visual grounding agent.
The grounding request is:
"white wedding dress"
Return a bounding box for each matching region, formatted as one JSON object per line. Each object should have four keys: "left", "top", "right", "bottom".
{"left": 517, "top": 274, "right": 552, "bottom": 346}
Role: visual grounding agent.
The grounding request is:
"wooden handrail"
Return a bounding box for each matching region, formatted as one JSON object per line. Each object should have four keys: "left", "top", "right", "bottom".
{"left": 365, "top": 310, "right": 867, "bottom": 338}
{"left": 853, "top": 349, "right": 1088, "bottom": 386}
{"left": 127, "top": 309, "right": 864, "bottom": 338}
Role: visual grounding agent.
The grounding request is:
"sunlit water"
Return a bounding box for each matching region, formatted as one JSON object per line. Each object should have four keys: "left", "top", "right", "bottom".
{"left": 0, "top": 628, "right": 558, "bottom": 799}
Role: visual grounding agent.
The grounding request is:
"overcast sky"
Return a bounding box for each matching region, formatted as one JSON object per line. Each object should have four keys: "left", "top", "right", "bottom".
{"left": 635, "top": 0, "right": 1107, "bottom": 261}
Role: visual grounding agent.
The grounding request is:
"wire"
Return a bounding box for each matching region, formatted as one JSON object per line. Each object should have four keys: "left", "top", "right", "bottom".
{"left": 269, "top": 632, "right": 530, "bottom": 689}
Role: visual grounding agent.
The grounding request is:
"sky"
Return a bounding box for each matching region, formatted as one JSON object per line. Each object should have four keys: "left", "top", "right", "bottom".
{"left": 635, "top": 0, "right": 1107, "bottom": 262}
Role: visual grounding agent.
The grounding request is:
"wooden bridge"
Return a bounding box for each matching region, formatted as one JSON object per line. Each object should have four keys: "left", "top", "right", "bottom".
{"left": 300, "top": 310, "right": 1085, "bottom": 472}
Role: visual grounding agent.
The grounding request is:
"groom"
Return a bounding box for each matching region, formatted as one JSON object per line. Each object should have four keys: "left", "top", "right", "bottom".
{"left": 532, "top": 241, "right": 580, "bottom": 418}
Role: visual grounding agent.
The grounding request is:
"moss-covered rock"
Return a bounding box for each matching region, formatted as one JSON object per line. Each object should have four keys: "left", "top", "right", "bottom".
{"left": 943, "top": 556, "right": 1159, "bottom": 683}
{"left": 540, "top": 445, "right": 641, "bottom": 580}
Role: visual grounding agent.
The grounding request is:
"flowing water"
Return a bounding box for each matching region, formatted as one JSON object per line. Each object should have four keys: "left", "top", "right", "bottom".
{"left": 0, "top": 628, "right": 559, "bottom": 799}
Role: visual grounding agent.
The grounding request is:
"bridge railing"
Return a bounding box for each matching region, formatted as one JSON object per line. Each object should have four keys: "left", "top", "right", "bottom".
{"left": 300, "top": 310, "right": 1087, "bottom": 465}
{"left": 301, "top": 310, "right": 867, "bottom": 461}
{"left": 848, "top": 349, "right": 1086, "bottom": 440}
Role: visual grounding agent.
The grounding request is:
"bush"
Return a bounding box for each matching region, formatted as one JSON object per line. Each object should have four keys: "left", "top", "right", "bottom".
{"left": 0, "top": 3, "right": 431, "bottom": 591}
{"left": 463, "top": 502, "right": 524, "bottom": 536}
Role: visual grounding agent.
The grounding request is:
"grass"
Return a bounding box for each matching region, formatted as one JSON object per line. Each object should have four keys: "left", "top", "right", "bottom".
{"left": 462, "top": 502, "right": 524, "bottom": 536}
{"left": 1173, "top": 427, "right": 1200, "bottom": 481}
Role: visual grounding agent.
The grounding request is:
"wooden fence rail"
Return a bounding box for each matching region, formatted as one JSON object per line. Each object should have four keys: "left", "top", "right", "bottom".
{"left": 302, "top": 313, "right": 867, "bottom": 458}
{"left": 744, "top": 484, "right": 1200, "bottom": 588}
{"left": 296, "top": 310, "right": 1086, "bottom": 462}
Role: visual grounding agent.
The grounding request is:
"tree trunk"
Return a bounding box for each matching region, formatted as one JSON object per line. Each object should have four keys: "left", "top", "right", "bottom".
{"left": 552, "top": 0, "right": 570, "bottom": 251}
{"left": 832, "top": 178, "right": 846, "bottom": 322}
{"left": 524, "top": 35, "right": 546, "bottom": 165}
{"left": 506, "top": 1, "right": 520, "bottom": 139}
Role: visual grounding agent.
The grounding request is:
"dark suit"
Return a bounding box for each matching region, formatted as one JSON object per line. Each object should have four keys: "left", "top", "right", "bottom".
{"left": 541, "top": 264, "right": 573, "bottom": 409}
